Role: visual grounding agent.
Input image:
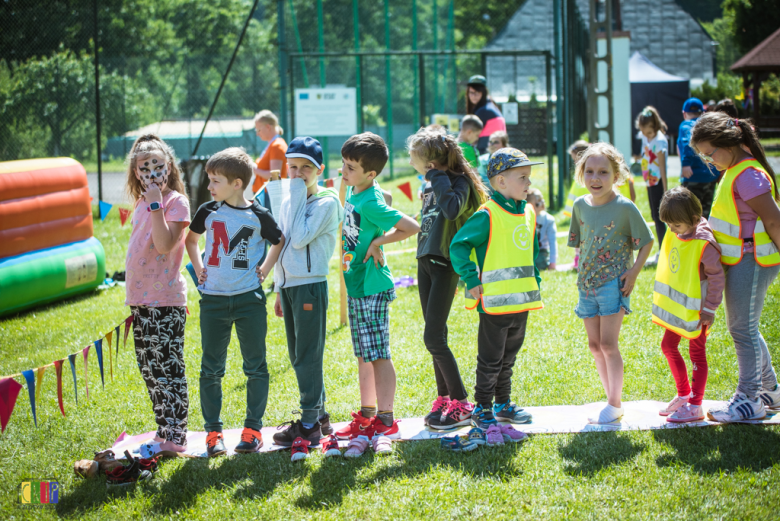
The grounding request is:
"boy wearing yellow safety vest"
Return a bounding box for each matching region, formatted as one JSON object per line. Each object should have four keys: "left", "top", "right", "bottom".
{"left": 653, "top": 187, "right": 724, "bottom": 423}
{"left": 450, "top": 148, "right": 543, "bottom": 443}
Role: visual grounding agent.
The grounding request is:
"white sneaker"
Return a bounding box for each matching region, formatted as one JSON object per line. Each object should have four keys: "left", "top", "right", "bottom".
{"left": 659, "top": 394, "right": 690, "bottom": 416}
{"left": 758, "top": 384, "right": 780, "bottom": 410}
{"left": 707, "top": 392, "right": 766, "bottom": 423}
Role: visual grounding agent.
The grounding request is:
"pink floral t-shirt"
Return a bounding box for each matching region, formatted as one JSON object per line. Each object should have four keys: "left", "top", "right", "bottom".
{"left": 125, "top": 190, "right": 191, "bottom": 307}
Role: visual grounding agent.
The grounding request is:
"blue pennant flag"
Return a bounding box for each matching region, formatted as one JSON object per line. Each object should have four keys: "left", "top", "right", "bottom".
{"left": 99, "top": 200, "right": 113, "bottom": 221}
{"left": 68, "top": 353, "right": 78, "bottom": 406}
{"left": 94, "top": 339, "right": 105, "bottom": 390}
{"left": 22, "top": 370, "right": 36, "bottom": 428}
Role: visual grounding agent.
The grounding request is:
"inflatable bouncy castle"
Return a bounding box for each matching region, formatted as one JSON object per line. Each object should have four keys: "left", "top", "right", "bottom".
{"left": 0, "top": 158, "right": 105, "bottom": 317}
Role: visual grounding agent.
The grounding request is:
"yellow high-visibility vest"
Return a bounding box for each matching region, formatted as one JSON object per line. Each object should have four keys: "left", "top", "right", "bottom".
{"left": 618, "top": 177, "right": 633, "bottom": 200}
{"left": 709, "top": 159, "right": 780, "bottom": 266}
{"left": 652, "top": 231, "right": 709, "bottom": 339}
{"left": 465, "top": 199, "right": 543, "bottom": 315}
{"left": 564, "top": 183, "right": 588, "bottom": 217}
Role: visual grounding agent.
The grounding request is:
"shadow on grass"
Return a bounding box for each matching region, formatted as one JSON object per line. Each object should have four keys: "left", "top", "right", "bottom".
{"left": 2, "top": 290, "right": 100, "bottom": 323}
{"left": 295, "top": 438, "right": 527, "bottom": 511}
{"left": 558, "top": 431, "right": 647, "bottom": 476}
{"left": 653, "top": 423, "right": 780, "bottom": 474}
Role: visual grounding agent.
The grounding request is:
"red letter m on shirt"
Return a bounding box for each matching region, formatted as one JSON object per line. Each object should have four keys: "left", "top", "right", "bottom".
{"left": 206, "top": 221, "right": 255, "bottom": 270}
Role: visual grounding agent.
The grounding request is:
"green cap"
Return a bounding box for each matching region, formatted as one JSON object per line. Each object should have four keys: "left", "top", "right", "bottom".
{"left": 467, "top": 74, "right": 486, "bottom": 86}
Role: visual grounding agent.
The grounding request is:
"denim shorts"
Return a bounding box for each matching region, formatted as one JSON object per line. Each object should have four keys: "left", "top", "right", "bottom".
{"left": 574, "top": 276, "right": 632, "bottom": 319}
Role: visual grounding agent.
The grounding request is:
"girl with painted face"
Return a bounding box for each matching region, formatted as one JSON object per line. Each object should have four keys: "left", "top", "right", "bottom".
{"left": 124, "top": 134, "right": 192, "bottom": 456}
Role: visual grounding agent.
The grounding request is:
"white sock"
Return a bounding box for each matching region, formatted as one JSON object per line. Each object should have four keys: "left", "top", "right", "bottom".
{"left": 588, "top": 404, "right": 624, "bottom": 424}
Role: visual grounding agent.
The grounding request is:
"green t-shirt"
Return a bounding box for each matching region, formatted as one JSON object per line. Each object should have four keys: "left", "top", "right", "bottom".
{"left": 342, "top": 182, "right": 404, "bottom": 298}
{"left": 459, "top": 142, "right": 479, "bottom": 169}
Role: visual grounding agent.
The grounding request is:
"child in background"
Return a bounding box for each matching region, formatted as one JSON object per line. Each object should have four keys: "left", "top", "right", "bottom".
{"left": 691, "top": 112, "right": 780, "bottom": 422}
{"left": 252, "top": 110, "right": 288, "bottom": 193}
{"left": 653, "top": 187, "right": 723, "bottom": 423}
{"left": 477, "top": 130, "right": 509, "bottom": 190}
{"left": 565, "top": 140, "right": 590, "bottom": 270}
{"left": 457, "top": 115, "right": 483, "bottom": 169}
{"left": 336, "top": 133, "right": 421, "bottom": 456}
{"left": 407, "top": 126, "right": 488, "bottom": 431}
{"left": 265, "top": 137, "right": 344, "bottom": 457}
{"left": 636, "top": 106, "right": 669, "bottom": 253}
{"left": 185, "top": 148, "right": 283, "bottom": 456}
{"left": 527, "top": 188, "right": 558, "bottom": 271}
{"left": 124, "top": 134, "right": 191, "bottom": 457}
{"left": 567, "top": 143, "right": 654, "bottom": 424}
{"left": 678, "top": 98, "right": 718, "bottom": 219}
{"left": 450, "top": 148, "right": 543, "bottom": 446}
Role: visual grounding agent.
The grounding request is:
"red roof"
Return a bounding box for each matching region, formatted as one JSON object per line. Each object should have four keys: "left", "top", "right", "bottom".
{"left": 731, "top": 26, "right": 780, "bottom": 72}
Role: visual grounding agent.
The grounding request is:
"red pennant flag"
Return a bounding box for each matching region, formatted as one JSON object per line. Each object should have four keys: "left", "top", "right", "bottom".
{"left": 54, "top": 360, "right": 65, "bottom": 417}
{"left": 0, "top": 378, "right": 23, "bottom": 432}
{"left": 118, "top": 207, "right": 131, "bottom": 227}
{"left": 123, "top": 316, "right": 133, "bottom": 350}
{"left": 186, "top": 306, "right": 190, "bottom": 316}
{"left": 398, "top": 181, "right": 414, "bottom": 202}
{"left": 105, "top": 331, "right": 114, "bottom": 381}
{"left": 82, "top": 346, "right": 90, "bottom": 399}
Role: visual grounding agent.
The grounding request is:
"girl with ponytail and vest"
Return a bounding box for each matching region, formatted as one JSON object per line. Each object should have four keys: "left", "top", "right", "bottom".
{"left": 567, "top": 143, "right": 654, "bottom": 424}
{"left": 690, "top": 112, "right": 780, "bottom": 423}
{"left": 407, "top": 127, "right": 488, "bottom": 431}
{"left": 653, "top": 187, "right": 724, "bottom": 423}
{"left": 450, "top": 148, "right": 543, "bottom": 440}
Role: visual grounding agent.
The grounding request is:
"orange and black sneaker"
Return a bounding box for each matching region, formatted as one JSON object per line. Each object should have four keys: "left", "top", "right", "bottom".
{"left": 235, "top": 428, "right": 263, "bottom": 453}
{"left": 206, "top": 431, "right": 227, "bottom": 458}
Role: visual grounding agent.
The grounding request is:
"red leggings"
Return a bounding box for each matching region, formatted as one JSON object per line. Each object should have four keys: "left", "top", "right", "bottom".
{"left": 661, "top": 329, "right": 708, "bottom": 405}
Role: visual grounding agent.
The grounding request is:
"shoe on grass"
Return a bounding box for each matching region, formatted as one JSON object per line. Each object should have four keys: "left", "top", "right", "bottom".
{"left": 424, "top": 396, "right": 450, "bottom": 426}
{"left": 659, "top": 394, "right": 690, "bottom": 416}
{"left": 344, "top": 435, "right": 370, "bottom": 458}
{"left": 440, "top": 435, "right": 478, "bottom": 452}
{"left": 335, "top": 411, "right": 374, "bottom": 440}
{"left": 321, "top": 434, "right": 341, "bottom": 457}
{"left": 290, "top": 437, "right": 310, "bottom": 462}
{"left": 371, "top": 416, "right": 400, "bottom": 439}
{"left": 372, "top": 434, "right": 393, "bottom": 455}
{"left": 758, "top": 384, "right": 780, "bottom": 410}
{"left": 667, "top": 403, "right": 704, "bottom": 423}
{"left": 467, "top": 427, "right": 486, "bottom": 446}
{"left": 485, "top": 425, "right": 504, "bottom": 447}
{"left": 707, "top": 392, "right": 766, "bottom": 423}
{"left": 471, "top": 404, "right": 498, "bottom": 429}
{"left": 273, "top": 416, "right": 322, "bottom": 447}
{"left": 493, "top": 402, "right": 532, "bottom": 424}
{"left": 206, "top": 431, "right": 227, "bottom": 458}
{"left": 499, "top": 424, "right": 527, "bottom": 443}
{"left": 429, "top": 400, "right": 474, "bottom": 430}
{"left": 235, "top": 428, "right": 263, "bottom": 453}
{"left": 319, "top": 413, "right": 334, "bottom": 436}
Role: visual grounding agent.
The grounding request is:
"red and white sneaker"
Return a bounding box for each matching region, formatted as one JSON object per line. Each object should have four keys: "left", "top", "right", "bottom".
{"left": 320, "top": 435, "right": 342, "bottom": 457}
{"left": 371, "top": 415, "right": 400, "bottom": 440}
{"left": 335, "top": 411, "right": 374, "bottom": 440}
{"left": 291, "top": 437, "right": 310, "bottom": 462}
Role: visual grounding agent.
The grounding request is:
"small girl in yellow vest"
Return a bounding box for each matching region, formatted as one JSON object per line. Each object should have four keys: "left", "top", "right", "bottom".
{"left": 653, "top": 187, "right": 724, "bottom": 423}
{"left": 691, "top": 112, "right": 780, "bottom": 422}
{"left": 567, "top": 143, "right": 655, "bottom": 424}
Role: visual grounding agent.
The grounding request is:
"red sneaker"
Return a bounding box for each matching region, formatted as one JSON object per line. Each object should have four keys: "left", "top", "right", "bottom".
{"left": 291, "top": 437, "right": 310, "bottom": 462}
{"left": 371, "top": 415, "right": 400, "bottom": 440}
{"left": 334, "top": 411, "right": 374, "bottom": 440}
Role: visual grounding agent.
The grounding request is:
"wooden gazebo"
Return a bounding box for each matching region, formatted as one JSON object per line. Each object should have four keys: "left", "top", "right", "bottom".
{"left": 732, "top": 26, "right": 780, "bottom": 132}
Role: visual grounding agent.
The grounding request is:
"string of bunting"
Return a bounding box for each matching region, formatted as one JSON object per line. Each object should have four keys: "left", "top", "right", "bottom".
{"left": 0, "top": 315, "right": 134, "bottom": 433}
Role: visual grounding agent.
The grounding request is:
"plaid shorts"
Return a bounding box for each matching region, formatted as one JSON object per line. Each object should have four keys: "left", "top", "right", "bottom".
{"left": 348, "top": 288, "right": 397, "bottom": 362}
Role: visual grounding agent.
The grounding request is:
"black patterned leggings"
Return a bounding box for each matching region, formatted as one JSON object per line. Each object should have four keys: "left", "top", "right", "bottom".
{"left": 131, "top": 306, "right": 189, "bottom": 445}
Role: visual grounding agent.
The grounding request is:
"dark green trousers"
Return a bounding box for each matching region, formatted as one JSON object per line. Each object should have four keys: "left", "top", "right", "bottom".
{"left": 280, "top": 281, "right": 328, "bottom": 424}
{"left": 199, "top": 289, "right": 268, "bottom": 432}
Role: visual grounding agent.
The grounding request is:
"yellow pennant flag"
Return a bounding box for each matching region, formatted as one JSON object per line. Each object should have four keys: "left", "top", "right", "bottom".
{"left": 105, "top": 331, "right": 114, "bottom": 381}
{"left": 35, "top": 366, "right": 45, "bottom": 406}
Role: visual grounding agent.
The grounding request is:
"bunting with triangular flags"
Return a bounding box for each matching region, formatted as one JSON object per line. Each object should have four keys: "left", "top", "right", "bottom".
{"left": 118, "top": 207, "right": 131, "bottom": 226}
{"left": 22, "top": 370, "right": 36, "bottom": 427}
{"left": 114, "top": 325, "right": 120, "bottom": 357}
{"left": 397, "top": 181, "right": 414, "bottom": 202}
{"left": 0, "top": 378, "right": 23, "bottom": 433}
{"left": 68, "top": 354, "right": 78, "bottom": 405}
{"left": 99, "top": 200, "right": 113, "bottom": 221}
{"left": 94, "top": 339, "right": 105, "bottom": 390}
{"left": 54, "top": 360, "right": 65, "bottom": 417}
{"left": 82, "top": 346, "right": 90, "bottom": 399}
{"left": 35, "top": 366, "right": 45, "bottom": 406}
{"left": 105, "top": 331, "right": 114, "bottom": 381}
{"left": 124, "top": 315, "right": 133, "bottom": 349}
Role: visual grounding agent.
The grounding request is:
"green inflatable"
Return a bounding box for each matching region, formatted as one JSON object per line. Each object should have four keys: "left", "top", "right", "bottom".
{"left": 0, "top": 237, "right": 105, "bottom": 317}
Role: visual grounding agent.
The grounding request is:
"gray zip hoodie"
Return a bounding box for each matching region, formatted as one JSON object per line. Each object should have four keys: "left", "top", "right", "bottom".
{"left": 274, "top": 178, "right": 344, "bottom": 289}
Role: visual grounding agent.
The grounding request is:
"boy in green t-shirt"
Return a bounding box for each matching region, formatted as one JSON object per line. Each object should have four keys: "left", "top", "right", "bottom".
{"left": 335, "top": 132, "right": 420, "bottom": 453}
{"left": 458, "top": 115, "right": 483, "bottom": 169}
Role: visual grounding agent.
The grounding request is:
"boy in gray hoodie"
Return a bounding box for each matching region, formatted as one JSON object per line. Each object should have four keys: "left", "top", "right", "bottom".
{"left": 259, "top": 137, "right": 344, "bottom": 448}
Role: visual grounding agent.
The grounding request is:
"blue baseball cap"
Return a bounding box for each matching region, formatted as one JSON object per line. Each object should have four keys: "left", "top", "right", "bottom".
{"left": 682, "top": 98, "right": 704, "bottom": 113}
{"left": 487, "top": 148, "right": 544, "bottom": 179}
{"left": 286, "top": 136, "right": 323, "bottom": 169}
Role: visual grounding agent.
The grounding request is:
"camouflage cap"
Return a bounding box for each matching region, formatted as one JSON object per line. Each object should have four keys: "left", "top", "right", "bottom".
{"left": 487, "top": 148, "right": 544, "bottom": 178}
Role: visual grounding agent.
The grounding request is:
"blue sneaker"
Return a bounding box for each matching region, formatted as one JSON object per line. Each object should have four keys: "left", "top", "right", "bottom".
{"left": 467, "top": 427, "right": 486, "bottom": 446}
{"left": 471, "top": 405, "right": 498, "bottom": 429}
{"left": 440, "top": 435, "right": 478, "bottom": 452}
{"left": 493, "top": 402, "right": 532, "bottom": 424}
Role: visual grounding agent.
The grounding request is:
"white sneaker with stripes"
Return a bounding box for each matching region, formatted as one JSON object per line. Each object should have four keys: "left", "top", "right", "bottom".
{"left": 707, "top": 392, "right": 766, "bottom": 423}
{"left": 758, "top": 385, "right": 780, "bottom": 410}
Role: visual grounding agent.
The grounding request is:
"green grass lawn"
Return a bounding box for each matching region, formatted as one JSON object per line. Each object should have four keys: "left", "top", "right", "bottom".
{"left": 1, "top": 171, "right": 779, "bottom": 519}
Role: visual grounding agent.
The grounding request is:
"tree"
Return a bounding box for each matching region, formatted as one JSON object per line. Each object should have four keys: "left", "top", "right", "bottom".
{"left": 723, "top": 0, "right": 780, "bottom": 56}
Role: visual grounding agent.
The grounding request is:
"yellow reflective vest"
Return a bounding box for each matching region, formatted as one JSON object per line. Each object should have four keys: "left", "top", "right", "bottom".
{"left": 709, "top": 159, "right": 780, "bottom": 266}
{"left": 652, "top": 231, "right": 708, "bottom": 339}
{"left": 465, "top": 199, "right": 543, "bottom": 314}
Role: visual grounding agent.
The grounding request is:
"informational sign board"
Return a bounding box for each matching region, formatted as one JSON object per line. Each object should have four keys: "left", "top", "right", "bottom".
{"left": 295, "top": 88, "right": 357, "bottom": 136}
{"left": 432, "top": 114, "right": 461, "bottom": 133}
{"left": 502, "top": 102, "right": 519, "bottom": 125}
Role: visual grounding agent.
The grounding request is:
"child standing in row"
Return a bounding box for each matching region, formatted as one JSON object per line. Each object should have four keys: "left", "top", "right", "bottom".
{"left": 527, "top": 188, "right": 558, "bottom": 271}
{"left": 335, "top": 133, "right": 421, "bottom": 454}
{"left": 691, "top": 112, "right": 780, "bottom": 422}
{"left": 636, "top": 106, "right": 669, "bottom": 252}
{"left": 653, "top": 187, "right": 724, "bottom": 422}
{"left": 457, "top": 115, "right": 483, "bottom": 170}
{"left": 568, "top": 143, "right": 654, "bottom": 424}
{"left": 185, "top": 148, "right": 283, "bottom": 456}
{"left": 451, "top": 148, "right": 543, "bottom": 444}
{"left": 125, "top": 134, "right": 191, "bottom": 456}
{"left": 477, "top": 130, "right": 509, "bottom": 191}
{"left": 407, "top": 127, "right": 488, "bottom": 431}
